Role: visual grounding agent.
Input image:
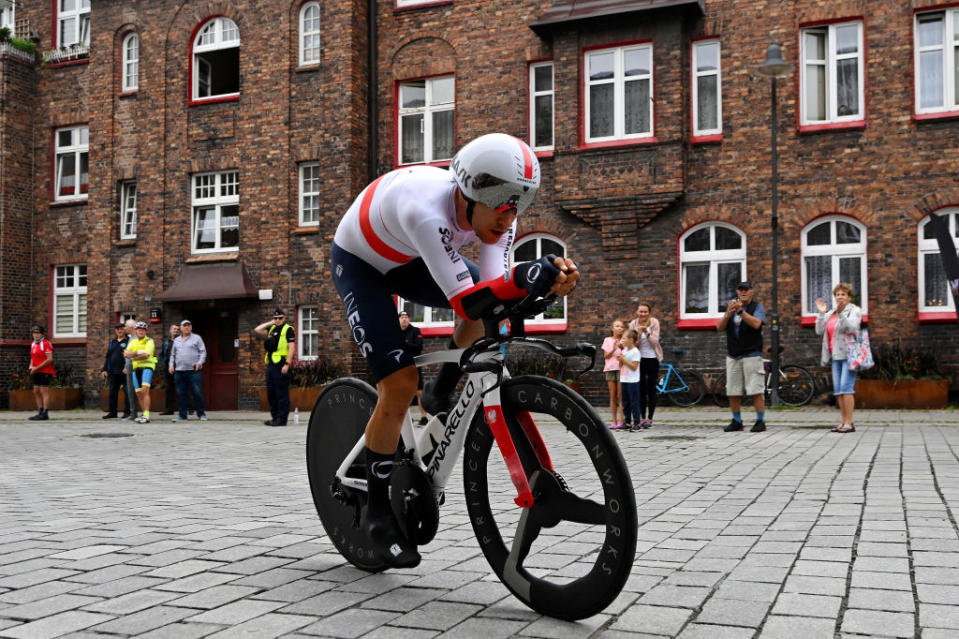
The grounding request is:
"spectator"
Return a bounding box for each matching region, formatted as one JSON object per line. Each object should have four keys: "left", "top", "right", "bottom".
{"left": 398, "top": 310, "right": 428, "bottom": 424}
{"left": 27, "top": 325, "right": 54, "bottom": 421}
{"left": 815, "top": 283, "right": 862, "bottom": 433}
{"left": 122, "top": 318, "right": 139, "bottom": 421}
{"left": 616, "top": 329, "right": 641, "bottom": 431}
{"left": 100, "top": 322, "right": 128, "bottom": 419}
{"left": 628, "top": 302, "right": 664, "bottom": 429}
{"left": 601, "top": 319, "right": 625, "bottom": 429}
{"left": 169, "top": 319, "right": 208, "bottom": 422}
{"left": 254, "top": 309, "right": 295, "bottom": 426}
{"left": 157, "top": 323, "right": 179, "bottom": 415}
{"left": 124, "top": 321, "right": 157, "bottom": 424}
{"left": 716, "top": 281, "right": 767, "bottom": 432}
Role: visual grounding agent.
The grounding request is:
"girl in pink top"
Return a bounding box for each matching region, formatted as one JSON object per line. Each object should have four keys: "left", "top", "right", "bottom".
{"left": 601, "top": 319, "right": 625, "bottom": 429}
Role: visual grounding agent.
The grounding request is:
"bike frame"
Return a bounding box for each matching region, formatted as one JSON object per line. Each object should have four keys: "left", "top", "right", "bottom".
{"left": 333, "top": 343, "right": 555, "bottom": 509}
{"left": 656, "top": 363, "right": 688, "bottom": 395}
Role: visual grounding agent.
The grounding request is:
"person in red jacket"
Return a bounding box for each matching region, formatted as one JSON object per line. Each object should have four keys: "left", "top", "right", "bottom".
{"left": 28, "top": 325, "right": 55, "bottom": 421}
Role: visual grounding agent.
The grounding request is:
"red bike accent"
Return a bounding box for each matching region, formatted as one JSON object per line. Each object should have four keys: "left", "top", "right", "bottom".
{"left": 517, "top": 411, "right": 554, "bottom": 472}
{"left": 484, "top": 405, "right": 534, "bottom": 508}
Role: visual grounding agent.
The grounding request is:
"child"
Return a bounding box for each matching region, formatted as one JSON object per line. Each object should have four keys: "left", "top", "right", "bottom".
{"left": 617, "top": 329, "right": 641, "bottom": 431}
{"left": 601, "top": 320, "right": 625, "bottom": 429}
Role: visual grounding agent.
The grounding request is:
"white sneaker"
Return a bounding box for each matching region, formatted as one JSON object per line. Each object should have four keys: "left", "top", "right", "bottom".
{"left": 135, "top": 416, "right": 150, "bottom": 424}
{"left": 199, "top": 415, "right": 208, "bottom": 421}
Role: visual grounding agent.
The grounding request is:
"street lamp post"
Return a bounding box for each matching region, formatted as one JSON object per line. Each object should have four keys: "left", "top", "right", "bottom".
{"left": 757, "top": 42, "right": 792, "bottom": 407}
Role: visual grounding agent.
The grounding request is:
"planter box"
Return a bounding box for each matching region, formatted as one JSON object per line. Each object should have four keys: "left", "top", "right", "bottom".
{"left": 258, "top": 387, "right": 324, "bottom": 413}
{"left": 855, "top": 378, "right": 949, "bottom": 409}
{"left": 99, "top": 388, "right": 166, "bottom": 412}
{"left": 9, "top": 388, "right": 83, "bottom": 411}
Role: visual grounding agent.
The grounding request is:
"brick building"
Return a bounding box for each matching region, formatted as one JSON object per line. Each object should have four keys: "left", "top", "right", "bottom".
{"left": 1, "top": 0, "right": 957, "bottom": 409}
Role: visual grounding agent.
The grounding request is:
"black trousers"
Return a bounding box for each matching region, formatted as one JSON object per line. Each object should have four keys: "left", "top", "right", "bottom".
{"left": 164, "top": 371, "right": 177, "bottom": 412}
{"left": 266, "top": 362, "right": 291, "bottom": 424}
{"left": 106, "top": 373, "right": 126, "bottom": 415}
{"left": 638, "top": 358, "right": 660, "bottom": 420}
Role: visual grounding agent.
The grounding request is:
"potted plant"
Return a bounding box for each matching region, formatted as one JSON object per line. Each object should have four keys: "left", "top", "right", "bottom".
{"left": 9, "top": 362, "right": 84, "bottom": 410}
{"left": 855, "top": 341, "right": 949, "bottom": 409}
{"left": 258, "top": 358, "right": 343, "bottom": 412}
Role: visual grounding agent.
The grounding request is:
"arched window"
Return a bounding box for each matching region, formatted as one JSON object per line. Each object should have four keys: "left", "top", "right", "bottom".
{"left": 918, "top": 208, "right": 959, "bottom": 313}
{"left": 679, "top": 222, "right": 746, "bottom": 318}
{"left": 801, "top": 215, "right": 868, "bottom": 316}
{"left": 192, "top": 17, "right": 240, "bottom": 103}
{"left": 512, "top": 234, "right": 568, "bottom": 325}
{"left": 121, "top": 32, "right": 139, "bottom": 92}
{"left": 299, "top": 1, "right": 320, "bottom": 66}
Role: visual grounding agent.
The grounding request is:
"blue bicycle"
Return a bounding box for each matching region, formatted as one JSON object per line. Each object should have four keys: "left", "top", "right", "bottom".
{"left": 655, "top": 350, "right": 706, "bottom": 407}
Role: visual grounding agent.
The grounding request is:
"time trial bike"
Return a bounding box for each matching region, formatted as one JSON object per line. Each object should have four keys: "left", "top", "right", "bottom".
{"left": 306, "top": 296, "right": 638, "bottom": 620}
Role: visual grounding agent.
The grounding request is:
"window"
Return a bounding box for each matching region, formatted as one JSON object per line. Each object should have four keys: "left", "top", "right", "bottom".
{"left": 692, "top": 40, "right": 722, "bottom": 137}
{"left": 396, "top": 298, "right": 455, "bottom": 331}
{"left": 191, "top": 171, "right": 239, "bottom": 253}
{"left": 299, "top": 1, "right": 320, "bottom": 66}
{"left": 801, "top": 216, "right": 868, "bottom": 316}
{"left": 299, "top": 163, "right": 320, "bottom": 226}
{"left": 120, "top": 311, "right": 136, "bottom": 324}
{"left": 298, "top": 306, "right": 319, "bottom": 360}
{"left": 54, "top": 126, "right": 89, "bottom": 202}
{"left": 120, "top": 180, "right": 138, "bottom": 239}
{"left": 54, "top": 265, "right": 87, "bottom": 338}
{"left": 396, "top": 0, "right": 449, "bottom": 8}
{"left": 398, "top": 76, "right": 454, "bottom": 165}
{"left": 192, "top": 17, "right": 239, "bottom": 102}
{"left": 679, "top": 223, "right": 746, "bottom": 319}
{"left": 0, "top": 1, "right": 14, "bottom": 32}
{"left": 585, "top": 44, "right": 653, "bottom": 143}
{"left": 122, "top": 32, "right": 139, "bottom": 92}
{"left": 918, "top": 209, "right": 959, "bottom": 312}
{"left": 513, "top": 234, "right": 567, "bottom": 325}
{"left": 800, "top": 21, "right": 864, "bottom": 125}
{"left": 529, "top": 62, "right": 554, "bottom": 151}
{"left": 57, "top": 0, "right": 90, "bottom": 48}
{"left": 915, "top": 10, "right": 959, "bottom": 114}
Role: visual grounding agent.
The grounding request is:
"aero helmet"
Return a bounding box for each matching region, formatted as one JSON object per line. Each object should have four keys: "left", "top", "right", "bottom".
{"left": 450, "top": 134, "right": 540, "bottom": 215}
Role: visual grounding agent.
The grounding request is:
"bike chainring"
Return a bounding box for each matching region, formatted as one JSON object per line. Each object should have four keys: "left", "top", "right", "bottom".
{"left": 390, "top": 460, "right": 440, "bottom": 545}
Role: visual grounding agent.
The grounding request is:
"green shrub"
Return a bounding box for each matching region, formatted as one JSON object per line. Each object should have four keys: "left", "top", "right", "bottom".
{"left": 10, "top": 37, "right": 37, "bottom": 54}
{"left": 858, "top": 340, "right": 943, "bottom": 382}
{"left": 290, "top": 358, "right": 343, "bottom": 388}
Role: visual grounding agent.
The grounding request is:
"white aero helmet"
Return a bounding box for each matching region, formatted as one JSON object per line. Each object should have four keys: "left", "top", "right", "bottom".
{"left": 450, "top": 133, "right": 541, "bottom": 215}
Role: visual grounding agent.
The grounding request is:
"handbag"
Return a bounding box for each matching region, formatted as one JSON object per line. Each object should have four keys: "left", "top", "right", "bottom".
{"left": 845, "top": 328, "right": 874, "bottom": 371}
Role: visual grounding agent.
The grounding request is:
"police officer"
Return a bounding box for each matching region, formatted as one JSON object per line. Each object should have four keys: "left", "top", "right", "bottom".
{"left": 254, "top": 309, "right": 295, "bottom": 426}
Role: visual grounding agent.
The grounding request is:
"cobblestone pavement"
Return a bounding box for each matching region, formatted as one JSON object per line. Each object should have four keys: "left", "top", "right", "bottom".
{"left": 2, "top": 406, "right": 959, "bottom": 638}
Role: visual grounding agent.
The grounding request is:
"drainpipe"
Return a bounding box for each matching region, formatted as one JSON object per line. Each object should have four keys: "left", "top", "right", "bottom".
{"left": 367, "top": 0, "right": 377, "bottom": 182}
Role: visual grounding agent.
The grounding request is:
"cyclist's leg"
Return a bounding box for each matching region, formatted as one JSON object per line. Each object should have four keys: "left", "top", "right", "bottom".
{"left": 388, "top": 257, "right": 481, "bottom": 414}
{"left": 331, "top": 243, "right": 422, "bottom": 567}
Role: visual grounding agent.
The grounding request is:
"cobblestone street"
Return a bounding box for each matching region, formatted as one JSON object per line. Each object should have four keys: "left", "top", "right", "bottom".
{"left": 2, "top": 407, "right": 959, "bottom": 638}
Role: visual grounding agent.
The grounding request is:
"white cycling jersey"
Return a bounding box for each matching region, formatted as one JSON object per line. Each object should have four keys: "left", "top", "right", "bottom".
{"left": 333, "top": 166, "right": 515, "bottom": 302}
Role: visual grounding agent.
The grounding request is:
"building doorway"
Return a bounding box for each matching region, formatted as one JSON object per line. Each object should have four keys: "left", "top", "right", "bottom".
{"left": 191, "top": 309, "right": 238, "bottom": 410}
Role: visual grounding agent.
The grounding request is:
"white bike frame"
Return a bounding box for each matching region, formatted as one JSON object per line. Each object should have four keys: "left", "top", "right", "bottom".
{"left": 333, "top": 344, "right": 542, "bottom": 508}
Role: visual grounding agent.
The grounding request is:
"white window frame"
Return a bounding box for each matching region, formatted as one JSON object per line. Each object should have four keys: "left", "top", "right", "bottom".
{"left": 120, "top": 311, "right": 136, "bottom": 325}
{"left": 54, "top": 264, "right": 87, "bottom": 338}
{"left": 512, "top": 234, "right": 568, "bottom": 325}
{"left": 298, "top": 162, "right": 320, "bottom": 227}
{"left": 396, "top": 0, "right": 446, "bottom": 7}
{"left": 692, "top": 40, "right": 722, "bottom": 137}
{"left": 120, "top": 180, "right": 138, "bottom": 239}
{"left": 0, "top": 1, "right": 15, "bottom": 32}
{"left": 800, "top": 21, "right": 864, "bottom": 125}
{"left": 299, "top": 1, "right": 320, "bottom": 66}
{"left": 679, "top": 222, "right": 747, "bottom": 319}
{"left": 298, "top": 306, "right": 319, "bottom": 360}
{"left": 800, "top": 215, "right": 868, "bottom": 317}
{"left": 398, "top": 75, "right": 455, "bottom": 165}
{"left": 584, "top": 43, "right": 654, "bottom": 143}
{"left": 918, "top": 208, "right": 959, "bottom": 312}
{"left": 122, "top": 32, "right": 139, "bottom": 92}
{"left": 54, "top": 125, "right": 89, "bottom": 202}
{"left": 192, "top": 17, "right": 240, "bottom": 102}
{"left": 395, "top": 298, "right": 456, "bottom": 331}
{"left": 529, "top": 61, "right": 554, "bottom": 152}
{"left": 191, "top": 171, "right": 239, "bottom": 254}
{"left": 57, "top": 0, "right": 90, "bottom": 48}
{"left": 914, "top": 9, "right": 959, "bottom": 114}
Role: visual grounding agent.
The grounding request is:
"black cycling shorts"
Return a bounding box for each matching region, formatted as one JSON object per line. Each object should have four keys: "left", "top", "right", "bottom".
{"left": 331, "top": 242, "right": 479, "bottom": 383}
{"left": 31, "top": 372, "right": 53, "bottom": 387}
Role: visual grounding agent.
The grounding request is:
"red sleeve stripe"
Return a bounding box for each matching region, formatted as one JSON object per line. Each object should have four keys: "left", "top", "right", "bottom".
{"left": 359, "top": 175, "right": 414, "bottom": 264}
{"left": 517, "top": 137, "right": 534, "bottom": 180}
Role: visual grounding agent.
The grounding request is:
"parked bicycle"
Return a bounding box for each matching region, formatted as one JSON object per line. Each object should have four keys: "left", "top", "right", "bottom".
{"left": 711, "top": 351, "right": 816, "bottom": 407}
{"left": 306, "top": 295, "right": 638, "bottom": 620}
{"left": 655, "top": 349, "right": 707, "bottom": 407}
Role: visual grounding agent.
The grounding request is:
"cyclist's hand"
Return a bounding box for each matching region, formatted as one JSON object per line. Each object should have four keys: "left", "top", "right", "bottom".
{"left": 513, "top": 255, "right": 562, "bottom": 297}
{"left": 548, "top": 257, "right": 579, "bottom": 297}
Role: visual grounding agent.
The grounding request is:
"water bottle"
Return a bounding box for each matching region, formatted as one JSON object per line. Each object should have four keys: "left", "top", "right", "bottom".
{"left": 293, "top": 407, "right": 300, "bottom": 424}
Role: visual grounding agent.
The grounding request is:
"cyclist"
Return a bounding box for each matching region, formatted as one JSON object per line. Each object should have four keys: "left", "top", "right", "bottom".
{"left": 124, "top": 321, "right": 157, "bottom": 424}
{"left": 331, "top": 133, "right": 579, "bottom": 568}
